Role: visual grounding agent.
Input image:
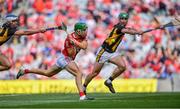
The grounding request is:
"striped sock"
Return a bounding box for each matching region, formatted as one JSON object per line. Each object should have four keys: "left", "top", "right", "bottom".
{"left": 109, "top": 77, "right": 114, "bottom": 81}
{"left": 83, "top": 84, "right": 87, "bottom": 88}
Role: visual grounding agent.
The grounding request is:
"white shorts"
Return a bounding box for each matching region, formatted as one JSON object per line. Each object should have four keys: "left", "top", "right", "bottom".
{"left": 95, "top": 47, "right": 120, "bottom": 63}
{"left": 56, "top": 53, "right": 72, "bottom": 69}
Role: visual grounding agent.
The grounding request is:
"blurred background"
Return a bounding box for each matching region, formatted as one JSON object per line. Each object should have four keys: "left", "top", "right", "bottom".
{"left": 0, "top": 0, "right": 180, "bottom": 93}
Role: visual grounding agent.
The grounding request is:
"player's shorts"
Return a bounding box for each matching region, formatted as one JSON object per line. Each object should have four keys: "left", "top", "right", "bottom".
{"left": 95, "top": 47, "right": 120, "bottom": 63}
{"left": 56, "top": 53, "right": 72, "bottom": 69}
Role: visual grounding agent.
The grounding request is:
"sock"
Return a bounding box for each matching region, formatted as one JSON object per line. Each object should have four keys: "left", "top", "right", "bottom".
{"left": 106, "top": 79, "right": 112, "bottom": 84}
{"left": 83, "top": 84, "right": 87, "bottom": 88}
{"left": 79, "top": 92, "right": 85, "bottom": 97}
{"left": 106, "top": 77, "right": 114, "bottom": 84}
{"left": 24, "top": 69, "right": 30, "bottom": 74}
{"left": 109, "top": 77, "right": 114, "bottom": 81}
{"left": 83, "top": 86, "right": 86, "bottom": 91}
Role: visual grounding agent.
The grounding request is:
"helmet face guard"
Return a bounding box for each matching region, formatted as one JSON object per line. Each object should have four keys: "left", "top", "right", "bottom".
{"left": 74, "top": 22, "right": 88, "bottom": 37}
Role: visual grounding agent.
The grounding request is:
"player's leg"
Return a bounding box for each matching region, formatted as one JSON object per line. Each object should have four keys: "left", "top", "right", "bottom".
{"left": 16, "top": 65, "right": 62, "bottom": 79}
{"left": 83, "top": 62, "right": 104, "bottom": 90}
{"left": 105, "top": 55, "right": 126, "bottom": 93}
{"left": 65, "top": 61, "right": 94, "bottom": 100}
{"left": 83, "top": 47, "right": 105, "bottom": 93}
{"left": 16, "top": 53, "right": 68, "bottom": 79}
{"left": 109, "top": 55, "right": 126, "bottom": 80}
{"left": 0, "top": 54, "right": 11, "bottom": 71}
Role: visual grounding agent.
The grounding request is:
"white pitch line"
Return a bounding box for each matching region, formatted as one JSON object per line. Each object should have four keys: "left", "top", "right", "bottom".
{"left": 0, "top": 99, "right": 80, "bottom": 107}
{"left": 0, "top": 94, "right": 23, "bottom": 97}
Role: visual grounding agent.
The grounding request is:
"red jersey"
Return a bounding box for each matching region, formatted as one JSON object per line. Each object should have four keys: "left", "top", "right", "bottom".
{"left": 62, "top": 32, "right": 86, "bottom": 60}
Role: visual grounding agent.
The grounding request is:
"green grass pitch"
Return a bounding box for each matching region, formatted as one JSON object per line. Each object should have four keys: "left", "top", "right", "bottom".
{"left": 0, "top": 92, "right": 180, "bottom": 108}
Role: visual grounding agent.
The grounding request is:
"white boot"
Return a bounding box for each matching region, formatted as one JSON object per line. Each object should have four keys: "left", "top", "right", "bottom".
{"left": 79, "top": 95, "right": 86, "bottom": 100}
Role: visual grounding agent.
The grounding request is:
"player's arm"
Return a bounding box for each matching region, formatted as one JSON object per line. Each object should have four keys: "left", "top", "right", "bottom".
{"left": 121, "top": 28, "right": 142, "bottom": 35}
{"left": 70, "top": 38, "right": 88, "bottom": 50}
{"left": 14, "top": 28, "right": 46, "bottom": 36}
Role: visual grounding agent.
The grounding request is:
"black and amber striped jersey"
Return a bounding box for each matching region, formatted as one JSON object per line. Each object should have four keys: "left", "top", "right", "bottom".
{"left": 101, "top": 23, "right": 125, "bottom": 53}
{"left": 0, "top": 23, "right": 17, "bottom": 46}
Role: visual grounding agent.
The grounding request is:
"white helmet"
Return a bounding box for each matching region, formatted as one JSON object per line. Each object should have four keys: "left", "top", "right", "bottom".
{"left": 5, "top": 14, "right": 18, "bottom": 22}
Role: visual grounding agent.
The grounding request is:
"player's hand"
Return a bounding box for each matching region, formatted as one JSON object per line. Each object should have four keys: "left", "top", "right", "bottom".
{"left": 137, "top": 30, "right": 143, "bottom": 35}
{"left": 39, "top": 28, "right": 47, "bottom": 33}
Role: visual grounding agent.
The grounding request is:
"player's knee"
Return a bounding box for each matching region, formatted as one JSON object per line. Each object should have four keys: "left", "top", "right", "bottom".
{"left": 75, "top": 69, "right": 82, "bottom": 76}
{"left": 76, "top": 71, "right": 82, "bottom": 77}
{"left": 117, "top": 64, "right": 126, "bottom": 71}
{"left": 120, "top": 66, "right": 126, "bottom": 72}
{"left": 70, "top": 68, "right": 81, "bottom": 77}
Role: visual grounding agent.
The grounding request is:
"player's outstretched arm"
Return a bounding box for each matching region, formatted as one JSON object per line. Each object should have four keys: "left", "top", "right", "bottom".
{"left": 14, "top": 28, "right": 46, "bottom": 36}
{"left": 121, "top": 28, "right": 142, "bottom": 35}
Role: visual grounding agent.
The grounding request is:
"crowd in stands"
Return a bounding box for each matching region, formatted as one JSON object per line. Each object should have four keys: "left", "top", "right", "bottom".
{"left": 0, "top": 0, "right": 179, "bottom": 79}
